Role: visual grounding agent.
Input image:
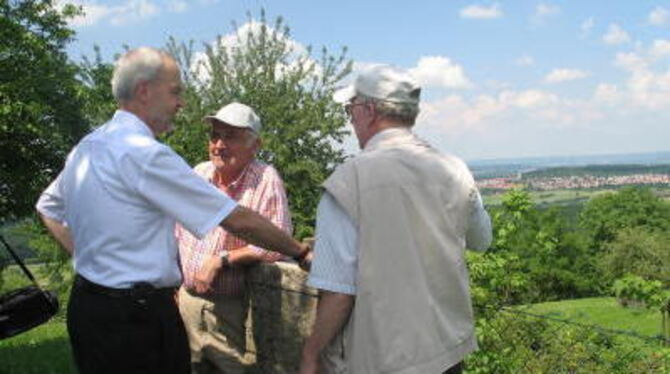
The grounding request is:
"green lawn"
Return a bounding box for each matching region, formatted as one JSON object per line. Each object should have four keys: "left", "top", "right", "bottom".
{"left": 483, "top": 188, "right": 610, "bottom": 207}
{"left": 522, "top": 297, "right": 663, "bottom": 339}
{"left": 0, "top": 318, "right": 74, "bottom": 374}
{"left": 1, "top": 264, "right": 74, "bottom": 373}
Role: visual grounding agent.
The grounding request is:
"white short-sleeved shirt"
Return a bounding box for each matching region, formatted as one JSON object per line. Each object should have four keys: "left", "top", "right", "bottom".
{"left": 36, "top": 110, "right": 237, "bottom": 288}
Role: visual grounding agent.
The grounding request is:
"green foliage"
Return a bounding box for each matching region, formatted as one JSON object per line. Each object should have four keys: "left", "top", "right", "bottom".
{"left": 600, "top": 228, "right": 670, "bottom": 284}
{"left": 468, "top": 308, "right": 670, "bottom": 373}
{"left": 75, "top": 45, "right": 117, "bottom": 127}
{"left": 485, "top": 188, "right": 598, "bottom": 302}
{"left": 613, "top": 274, "right": 670, "bottom": 311}
{"left": 579, "top": 187, "right": 670, "bottom": 247}
{"left": 467, "top": 251, "right": 530, "bottom": 307}
{"left": 165, "top": 10, "right": 352, "bottom": 238}
{"left": 0, "top": 0, "right": 89, "bottom": 224}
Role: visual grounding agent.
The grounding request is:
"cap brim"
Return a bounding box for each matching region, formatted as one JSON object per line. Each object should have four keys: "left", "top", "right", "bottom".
{"left": 333, "top": 85, "right": 356, "bottom": 104}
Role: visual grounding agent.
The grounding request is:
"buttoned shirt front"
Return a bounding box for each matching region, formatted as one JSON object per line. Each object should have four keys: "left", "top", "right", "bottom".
{"left": 36, "top": 110, "right": 237, "bottom": 288}
{"left": 177, "top": 160, "right": 292, "bottom": 296}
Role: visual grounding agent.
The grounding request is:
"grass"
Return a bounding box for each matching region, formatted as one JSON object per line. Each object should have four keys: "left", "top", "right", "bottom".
{"left": 0, "top": 318, "right": 74, "bottom": 374}
{"left": 483, "top": 188, "right": 611, "bottom": 207}
{"left": 1, "top": 264, "right": 74, "bottom": 373}
{"left": 522, "top": 297, "right": 663, "bottom": 339}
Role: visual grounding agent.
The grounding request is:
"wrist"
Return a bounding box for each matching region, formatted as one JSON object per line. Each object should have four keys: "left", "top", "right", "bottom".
{"left": 292, "top": 244, "right": 309, "bottom": 262}
{"left": 219, "top": 251, "right": 230, "bottom": 267}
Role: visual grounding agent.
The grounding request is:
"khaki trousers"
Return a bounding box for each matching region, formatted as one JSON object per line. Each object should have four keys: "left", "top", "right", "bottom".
{"left": 178, "top": 287, "right": 248, "bottom": 374}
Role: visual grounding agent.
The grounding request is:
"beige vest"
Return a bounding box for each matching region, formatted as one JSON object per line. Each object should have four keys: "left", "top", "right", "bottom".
{"left": 322, "top": 129, "right": 478, "bottom": 374}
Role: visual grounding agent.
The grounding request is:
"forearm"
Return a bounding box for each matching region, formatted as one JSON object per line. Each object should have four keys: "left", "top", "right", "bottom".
{"left": 39, "top": 213, "right": 74, "bottom": 256}
{"left": 302, "top": 291, "right": 355, "bottom": 363}
{"left": 221, "top": 206, "right": 306, "bottom": 259}
{"left": 228, "top": 246, "right": 265, "bottom": 267}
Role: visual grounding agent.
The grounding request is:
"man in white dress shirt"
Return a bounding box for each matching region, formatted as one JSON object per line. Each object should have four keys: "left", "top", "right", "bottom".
{"left": 299, "top": 65, "right": 492, "bottom": 374}
{"left": 36, "top": 47, "right": 309, "bottom": 374}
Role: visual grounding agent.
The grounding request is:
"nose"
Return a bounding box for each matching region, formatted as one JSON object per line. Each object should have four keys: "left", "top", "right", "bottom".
{"left": 176, "top": 96, "right": 185, "bottom": 110}
{"left": 213, "top": 137, "right": 226, "bottom": 148}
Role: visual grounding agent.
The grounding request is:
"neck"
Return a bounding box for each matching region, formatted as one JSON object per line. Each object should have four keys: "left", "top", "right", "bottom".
{"left": 361, "top": 119, "right": 409, "bottom": 148}
{"left": 213, "top": 165, "right": 248, "bottom": 188}
{"left": 119, "top": 103, "right": 158, "bottom": 136}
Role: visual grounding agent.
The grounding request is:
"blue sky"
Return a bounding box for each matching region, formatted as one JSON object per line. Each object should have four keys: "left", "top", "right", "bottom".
{"left": 60, "top": 1, "right": 670, "bottom": 161}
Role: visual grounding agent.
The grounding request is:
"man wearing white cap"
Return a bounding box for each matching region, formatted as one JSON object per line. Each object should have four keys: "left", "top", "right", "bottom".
{"left": 299, "top": 65, "right": 492, "bottom": 374}
{"left": 176, "top": 102, "right": 293, "bottom": 373}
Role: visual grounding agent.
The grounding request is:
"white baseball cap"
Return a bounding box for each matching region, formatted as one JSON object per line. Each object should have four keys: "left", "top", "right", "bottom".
{"left": 204, "top": 102, "right": 262, "bottom": 133}
{"left": 334, "top": 65, "right": 421, "bottom": 105}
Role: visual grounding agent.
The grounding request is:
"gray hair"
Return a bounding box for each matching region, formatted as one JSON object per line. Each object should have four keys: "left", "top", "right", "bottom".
{"left": 111, "top": 47, "right": 172, "bottom": 102}
{"left": 358, "top": 94, "right": 420, "bottom": 126}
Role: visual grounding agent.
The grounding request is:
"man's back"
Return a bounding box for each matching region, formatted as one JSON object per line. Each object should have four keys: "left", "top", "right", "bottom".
{"left": 323, "top": 129, "right": 486, "bottom": 373}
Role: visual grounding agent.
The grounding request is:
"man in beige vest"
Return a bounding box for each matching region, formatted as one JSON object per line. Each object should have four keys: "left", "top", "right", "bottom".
{"left": 299, "top": 65, "right": 492, "bottom": 374}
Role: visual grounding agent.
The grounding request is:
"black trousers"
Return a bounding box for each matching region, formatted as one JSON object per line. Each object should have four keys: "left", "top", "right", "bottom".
{"left": 444, "top": 361, "right": 464, "bottom": 374}
{"left": 67, "top": 275, "right": 190, "bottom": 374}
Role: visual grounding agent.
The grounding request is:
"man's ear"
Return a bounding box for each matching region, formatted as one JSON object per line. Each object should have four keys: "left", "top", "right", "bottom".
{"left": 253, "top": 137, "right": 262, "bottom": 153}
{"left": 134, "top": 80, "right": 150, "bottom": 103}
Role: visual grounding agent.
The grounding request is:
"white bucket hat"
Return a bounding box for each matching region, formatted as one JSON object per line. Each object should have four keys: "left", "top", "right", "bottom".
{"left": 334, "top": 65, "right": 421, "bottom": 105}
{"left": 204, "top": 102, "right": 262, "bottom": 133}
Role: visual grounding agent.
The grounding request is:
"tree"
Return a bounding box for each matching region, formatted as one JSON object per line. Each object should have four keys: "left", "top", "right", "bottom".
{"left": 0, "top": 0, "right": 89, "bottom": 224}
{"left": 579, "top": 187, "right": 670, "bottom": 248}
{"left": 165, "top": 11, "right": 352, "bottom": 238}
{"left": 601, "top": 228, "right": 670, "bottom": 284}
{"left": 485, "top": 189, "right": 599, "bottom": 302}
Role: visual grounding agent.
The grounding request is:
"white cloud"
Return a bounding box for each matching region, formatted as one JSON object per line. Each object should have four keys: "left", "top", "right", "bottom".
{"left": 648, "top": 6, "right": 670, "bottom": 26}
{"left": 499, "top": 89, "right": 558, "bottom": 108}
{"left": 602, "top": 23, "right": 631, "bottom": 45}
{"left": 649, "top": 39, "right": 670, "bottom": 59}
{"left": 594, "top": 83, "right": 621, "bottom": 104}
{"left": 544, "top": 68, "right": 589, "bottom": 83}
{"left": 515, "top": 55, "right": 535, "bottom": 66}
{"left": 608, "top": 40, "right": 670, "bottom": 110}
{"left": 614, "top": 52, "right": 648, "bottom": 72}
{"left": 56, "top": 1, "right": 110, "bottom": 27}
{"left": 58, "top": 0, "right": 160, "bottom": 27}
{"left": 191, "top": 21, "right": 314, "bottom": 84}
{"left": 536, "top": 3, "right": 560, "bottom": 17}
{"left": 409, "top": 56, "right": 472, "bottom": 89}
{"left": 580, "top": 17, "right": 594, "bottom": 37}
{"left": 167, "top": 0, "right": 188, "bottom": 13}
{"left": 531, "top": 3, "right": 560, "bottom": 25}
{"left": 459, "top": 3, "right": 503, "bottom": 20}
{"left": 110, "top": 0, "right": 159, "bottom": 26}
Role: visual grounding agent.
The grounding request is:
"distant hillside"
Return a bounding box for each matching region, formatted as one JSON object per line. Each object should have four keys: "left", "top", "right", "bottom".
{"left": 522, "top": 164, "right": 670, "bottom": 179}
{"left": 468, "top": 151, "right": 670, "bottom": 179}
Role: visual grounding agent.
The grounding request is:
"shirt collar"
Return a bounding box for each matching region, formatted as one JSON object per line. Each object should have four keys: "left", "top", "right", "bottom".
{"left": 112, "top": 110, "right": 155, "bottom": 139}
{"left": 363, "top": 127, "right": 413, "bottom": 152}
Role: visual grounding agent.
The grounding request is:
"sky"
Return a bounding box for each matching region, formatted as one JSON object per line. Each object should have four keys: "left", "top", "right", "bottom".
{"left": 58, "top": 0, "right": 670, "bottom": 161}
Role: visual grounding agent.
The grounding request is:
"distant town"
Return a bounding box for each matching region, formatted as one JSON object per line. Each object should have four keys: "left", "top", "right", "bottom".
{"left": 477, "top": 173, "right": 670, "bottom": 191}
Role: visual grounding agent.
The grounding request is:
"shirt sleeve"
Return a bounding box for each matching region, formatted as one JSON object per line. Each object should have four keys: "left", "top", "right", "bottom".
{"left": 249, "top": 167, "right": 293, "bottom": 262}
{"left": 307, "top": 192, "right": 358, "bottom": 295}
{"left": 137, "top": 146, "right": 238, "bottom": 239}
{"left": 465, "top": 188, "right": 492, "bottom": 252}
{"left": 35, "top": 170, "right": 66, "bottom": 222}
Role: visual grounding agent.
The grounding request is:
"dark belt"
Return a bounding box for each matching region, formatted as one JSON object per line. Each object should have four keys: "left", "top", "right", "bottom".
{"left": 74, "top": 274, "right": 176, "bottom": 299}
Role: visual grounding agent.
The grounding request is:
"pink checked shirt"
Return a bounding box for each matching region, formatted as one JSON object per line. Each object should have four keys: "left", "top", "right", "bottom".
{"left": 176, "top": 160, "right": 292, "bottom": 296}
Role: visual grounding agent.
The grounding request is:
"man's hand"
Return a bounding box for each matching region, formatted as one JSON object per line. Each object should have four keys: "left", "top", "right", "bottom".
{"left": 298, "top": 250, "right": 313, "bottom": 272}
{"left": 297, "top": 238, "right": 314, "bottom": 271}
{"left": 193, "top": 254, "right": 224, "bottom": 294}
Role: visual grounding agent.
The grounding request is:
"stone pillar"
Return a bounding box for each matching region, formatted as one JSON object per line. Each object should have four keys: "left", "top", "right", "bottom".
{"left": 245, "top": 261, "right": 318, "bottom": 374}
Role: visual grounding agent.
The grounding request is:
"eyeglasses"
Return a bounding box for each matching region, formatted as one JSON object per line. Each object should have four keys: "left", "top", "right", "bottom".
{"left": 344, "top": 102, "right": 367, "bottom": 117}
{"left": 209, "top": 128, "right": 251, "bottom": 144}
